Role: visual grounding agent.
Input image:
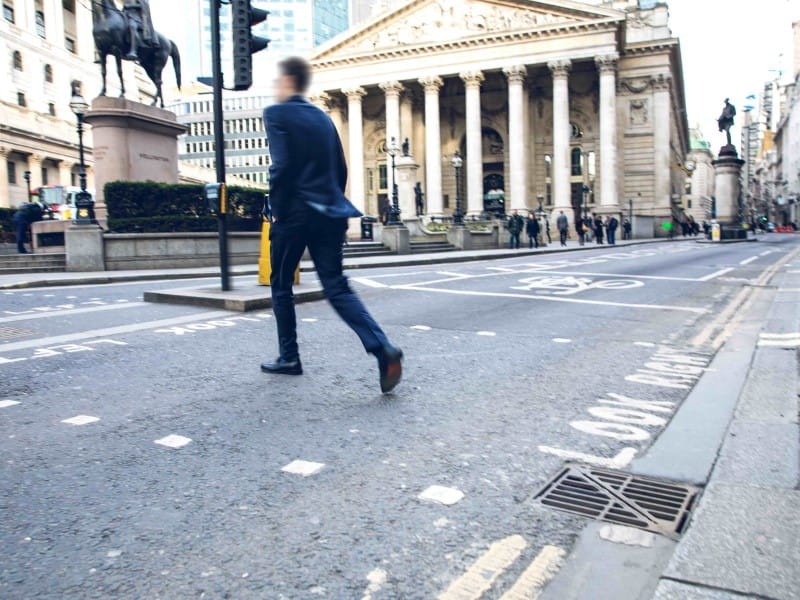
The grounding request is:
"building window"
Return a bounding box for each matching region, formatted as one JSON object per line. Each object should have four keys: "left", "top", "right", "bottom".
{"left": 3, "top": 3, "right": 13, "bottom": 23}
{"left": 44, "top": 64, "right": 53, "bottom": 83}
{"left": 41, "top": 167, "right": 48, "bottom": 185}
{"left": 48, "top": 102, "right": 55, "bottom": 116}
{"left": 35, "top": 10, "right": 46, "bottom": 38}
{"left": 7, "top": 160, "right": 16, "bottom": 184}
{"left": 17, "top": 92, "right": 26, "bottom": 107}
{"left": 65, "top": 37, "right": 76, "bottom": 53}
{"left": 63, "top": 0, "right": 75, "bottom": 12}
{"left": 12, "top": 50, "right": 22, "bottom": 71}
{"left": 571, "top": 148, "right": 583, "bottom": 176}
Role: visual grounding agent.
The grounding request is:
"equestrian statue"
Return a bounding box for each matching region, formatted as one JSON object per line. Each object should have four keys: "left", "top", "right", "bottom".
{"left": 92, "top": 0, "right": 181, "bottom": 108}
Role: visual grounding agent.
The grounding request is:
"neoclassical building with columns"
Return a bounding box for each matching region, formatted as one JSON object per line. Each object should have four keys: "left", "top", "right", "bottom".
{"left": 306, "top": 0, "right": 689, "bottom": 234}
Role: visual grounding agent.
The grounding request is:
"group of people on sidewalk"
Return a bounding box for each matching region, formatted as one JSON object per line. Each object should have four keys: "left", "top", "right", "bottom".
{"left": 506, "top": 210, "right": 631, "bottom": 249}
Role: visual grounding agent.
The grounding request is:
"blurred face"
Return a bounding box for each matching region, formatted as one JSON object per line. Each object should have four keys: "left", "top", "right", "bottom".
{"left": 274, "top": 73, "right": 296, "bottom": 103}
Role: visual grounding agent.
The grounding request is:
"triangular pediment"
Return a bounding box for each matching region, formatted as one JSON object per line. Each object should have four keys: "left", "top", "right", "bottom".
{"left": 311, "top": 0, "right": 625, "bottom": 62}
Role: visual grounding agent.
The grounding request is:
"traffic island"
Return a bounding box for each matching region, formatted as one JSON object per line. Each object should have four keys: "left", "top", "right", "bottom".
{"left": 143, "top": 281, "right": 324, "bottom": 312}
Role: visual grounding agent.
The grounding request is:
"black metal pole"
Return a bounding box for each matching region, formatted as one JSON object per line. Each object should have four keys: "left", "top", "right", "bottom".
{"left": 453, "top": 165, "right": 464, "bottom": 225}
{"left": 77, "top": 116, "right": 87, "bottom": 192}
{"left": 210, "top": 0, "right": 230, "bottom": 291}
{"left": 390, "top": 153, "right": 399, "bottom": 224}
{"left": 23, "top": 171, "right": 31, "bottom": 202}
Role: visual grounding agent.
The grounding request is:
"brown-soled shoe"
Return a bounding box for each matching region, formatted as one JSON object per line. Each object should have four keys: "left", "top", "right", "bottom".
{"left": 377, "top": 345, "right": 403, "bottom": 393}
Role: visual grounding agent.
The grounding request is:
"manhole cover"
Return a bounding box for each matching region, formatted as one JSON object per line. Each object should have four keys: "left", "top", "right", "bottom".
{"left": 0, "top": 326, "right": 35, "bottom": 341}
{"left": 535, "top": 464, "right": 699, "bottom": 538}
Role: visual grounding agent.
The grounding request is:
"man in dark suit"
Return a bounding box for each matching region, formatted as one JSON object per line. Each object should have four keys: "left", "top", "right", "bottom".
{"left": 261, "top": 57, "right": 403, "bottom": 393}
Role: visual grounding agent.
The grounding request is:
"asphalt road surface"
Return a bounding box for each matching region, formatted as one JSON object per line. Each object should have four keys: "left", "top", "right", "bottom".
{"left": 2, "top": 236, "right": 798, "bottom": 599}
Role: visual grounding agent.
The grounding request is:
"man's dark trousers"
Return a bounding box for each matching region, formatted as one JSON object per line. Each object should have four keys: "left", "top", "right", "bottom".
{"left": 12, "top": 212, "right": 27, "bottom": 253}
{"left": 509, "top": 232, "right": 520, "bottom": 249}
{"left": 270, "top": 209, "right": 389, "bottom": 361}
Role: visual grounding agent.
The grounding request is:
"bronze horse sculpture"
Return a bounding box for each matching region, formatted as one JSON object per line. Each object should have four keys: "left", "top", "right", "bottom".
{"left": 92, "top": 0, "right": 181, "bottom": 108}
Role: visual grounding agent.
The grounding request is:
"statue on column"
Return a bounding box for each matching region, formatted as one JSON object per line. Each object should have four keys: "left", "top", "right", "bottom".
{"left": 717, "top": 98, "right": 736, "bottom": 147}
{"left": 414, "top": 182, "right": 424, "bottom": 216}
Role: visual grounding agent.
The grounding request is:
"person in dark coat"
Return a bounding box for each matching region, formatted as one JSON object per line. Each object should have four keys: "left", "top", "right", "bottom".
{"left": 593, "top": 214, "right": 604, "bottom": 244}
{"left": 262, "top": 57, "right": 403, "bottom": 393}
{"left": 526, "top": 212, "right": 540, "bottom": 248}
{"left": 622, "top": 219, "right": 632, "bottom": 240}
{"left": 575, "top": 215, "right": 585, "bottom": 246}
{"left": 507, "top": 209, "right": 524, "bottom": 249}
{"left": 556, "top": 211, "right": 569, "bottom": 247}
{"left": 607, "top": 215, "right": 619, "bottom": 245}
{"left": 12, "top": 201, "right": 44, "bottom": 254}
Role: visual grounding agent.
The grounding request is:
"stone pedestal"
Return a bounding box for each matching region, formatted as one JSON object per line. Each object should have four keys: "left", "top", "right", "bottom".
{"left": 396, "top": 156, "right": 419, "bottom": 225}
{"left": 447, "top": 225, "right": 472, "bottom": 250}
{"left": 381, "top": 225, "right": 410, "bottom": 254}
{"left": 65, "top": 223, "right": 105, "bottom": 272}
{"left": 712, "top": 146, "right": 746, "bottom": 225}
{"left": 84, "top": 97, "right": 187, "bottom": 223}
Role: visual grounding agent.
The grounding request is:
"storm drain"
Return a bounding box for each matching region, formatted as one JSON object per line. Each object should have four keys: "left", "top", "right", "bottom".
{"left": 0, "top": 326, "right": 35, "bottom": 341}
{"left": 535, "top": 464, "right": 699, "bottom": 538}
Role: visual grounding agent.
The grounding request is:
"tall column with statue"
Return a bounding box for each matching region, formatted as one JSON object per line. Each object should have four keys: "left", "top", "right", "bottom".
{"left": 712, "top": 98, "right": 747, "bottom": 239}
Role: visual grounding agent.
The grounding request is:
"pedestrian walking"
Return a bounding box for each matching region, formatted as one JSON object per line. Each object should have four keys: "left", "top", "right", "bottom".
{"left": 593, "top": 214, "right": 604, "bottom": 244}
{"left": 526, "top": 212, "right": 540, "bottom": 248}
{"left": 575, "top": 215, "right": 585, "bottom": 246}
{"left": 544, "top": 217, "right": 552, "bottom": 244}
{"left": 607, "top": 215, "right": 619, "bottom": 245}
{"left": 261, "top": 57, "right": 403, "bottom": 393}
{"left": 622, "top": 219, "right": 632, "bottom": 240}
{"left": 12, "top": 201, "right": 45, "bottom": 254}
{"left": 507, "top": 209, "right": 524, "bottom": 249}
{"left": 556, "top": 210, "right": 569, "bottom": 247}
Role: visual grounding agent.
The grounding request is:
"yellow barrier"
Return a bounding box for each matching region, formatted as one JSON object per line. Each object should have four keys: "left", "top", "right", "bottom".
{"left": 258, "top": 217, "right": 300, "bottom": 286}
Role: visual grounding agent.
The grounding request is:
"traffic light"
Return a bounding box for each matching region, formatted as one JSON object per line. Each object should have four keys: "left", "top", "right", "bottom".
{"left": 231, "top": 0, "right": 270, "bottom": 91}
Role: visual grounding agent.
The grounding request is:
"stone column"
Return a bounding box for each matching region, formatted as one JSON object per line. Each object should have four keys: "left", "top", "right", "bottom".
{"left": 308, "top": 92, "right": 331, "bottom": 112}
{"left": 343, "top": 87, "right": 367, "bottom": 215}
{"left": 652, "top": 74, "right": 672, "bottom": 220}
{"left": 328, "top": 97, "right": 345, "bottom": 140}
{"left": 460, "top": 70, "right": 485, "bottom": 215}
{"left": 400, "top": 91, "right": 413, "bottom": 148}
{"left": 0, "top": 147, "right": 9, "bottom": 208}
{"left": 380, "top": 81, "right": 404, "bottom": 198}
{"left": 548, "top": 60, "right": 572, "bottom": 221}
{"left": 712, "top": 149, "right": 745, "bottom": 226}
{"left": 59, "top": 161, "right": 74, "bottom": 187}
{"left": 504, "top": 65, "right": 527, "bottom": 211}
{"left": 596, "top": 53, "right": 619, "bottom": 212}
{"left": 419, "top": 76, "right": 443, "bottom": 215}
{"left": 27, "top": 153, "right": 43, "bottom": 192}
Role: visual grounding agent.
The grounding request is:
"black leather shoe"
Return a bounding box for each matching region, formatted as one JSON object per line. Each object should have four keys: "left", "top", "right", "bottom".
{"left": 261, "top": 357, "right": 303, "bottom": 375}
{"left": 376, "top": 345, "right": 403, "bottom": 393}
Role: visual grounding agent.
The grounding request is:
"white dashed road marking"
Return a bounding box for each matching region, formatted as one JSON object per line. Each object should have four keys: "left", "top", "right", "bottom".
{"left": 739, "top": 256, "right": 758, "bottom": 266}
{"left": 418, "top": 485, "right": 464, "bottom": 506}
{"left": 411, "top": 325, "right": 432, "bottom": 331}
{"left": 301, "top": 318, "right": 318, "bottom": 323}
{"left": 477, "top": 331, "right": 496, "bottom": 337}
{"left": 154, "top": 435, "right": 192, "bottom": 449}
{"left": 281, "top": 460, "right": 325, "bottom": 476}
{"left": 61, "top": 415, "right": 100, "bottom": 426}
{"left": 0, "top": 400, "right": 21, "bottom": 409}
{"left": 552, "top": 338, "right": 572, "bottom": 344}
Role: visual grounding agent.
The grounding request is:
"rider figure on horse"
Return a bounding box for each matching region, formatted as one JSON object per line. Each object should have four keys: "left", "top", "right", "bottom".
{"left": 123, "top": 0, "right": 159, "bottom": 60}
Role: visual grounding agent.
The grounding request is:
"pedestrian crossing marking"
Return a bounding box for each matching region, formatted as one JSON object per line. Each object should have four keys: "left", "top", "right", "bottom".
{"left": 62, "top": 415, "right": 100, "bottom": 426}
{"left": 438, "top": 535, "right": 527, "bottom": 600}
{"left": 281, "top": 460, "right": 325, "bottom": 477}
{"left": 154, "top": 434, "right": 192, "bottom": 449}
{"left": 0, "top": 400, "right": 20, "bottom": 409}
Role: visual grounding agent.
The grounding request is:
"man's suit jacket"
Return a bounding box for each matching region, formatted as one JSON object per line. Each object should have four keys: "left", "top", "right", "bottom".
{"left": 264, "top": 95, "right": 361, "bottom": 222}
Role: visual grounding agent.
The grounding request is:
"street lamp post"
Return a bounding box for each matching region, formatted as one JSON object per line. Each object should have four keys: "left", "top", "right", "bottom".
{"left": 23, "top": 170, "right": 32, "bottom": 203}
{"left": 451, "top": 151, "right": 464, "bottom": 226}
{"left": 69, "top": 91, "right": 95, "bottom": 223}
{"left": 581, "top": 184, "right": 590, "bottom": 222}
{"left": 385, "top": 136, "right": 401, "bottom": 225}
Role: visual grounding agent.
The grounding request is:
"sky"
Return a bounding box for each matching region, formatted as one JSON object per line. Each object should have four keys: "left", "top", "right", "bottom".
{"left": 150, "top": 0, "right": 800, "bottom": 147}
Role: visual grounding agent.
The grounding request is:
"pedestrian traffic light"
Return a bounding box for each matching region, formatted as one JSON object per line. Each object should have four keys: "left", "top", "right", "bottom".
{"left": 204, "top": 183, "right": 227, "bottom": 215}
{"left": 231, "top": 0, "right": 270, "bottom": 91}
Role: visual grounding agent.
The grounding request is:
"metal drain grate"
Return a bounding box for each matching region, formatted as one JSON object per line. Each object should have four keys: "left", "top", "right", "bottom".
{"left": 535, "top": 464, "right": 699, "bottom": 538}
{"left": 0, "top": 326, "right": 35, "bottom": 341}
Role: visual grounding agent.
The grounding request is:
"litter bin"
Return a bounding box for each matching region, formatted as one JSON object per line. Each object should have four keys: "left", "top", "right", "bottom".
{"left": 360, "top": 216, "right": 377, "bottom": 241}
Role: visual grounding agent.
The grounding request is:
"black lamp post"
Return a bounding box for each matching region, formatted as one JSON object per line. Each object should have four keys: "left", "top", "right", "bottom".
{"left": 69, "top": 91, "right": 95, "bottom": 223}
{"left": 451, "top": 151, "right": 464, "bottom": 226}
{"left": 385, "top": 136, "right": 401, "bottom": 225}
{"left": 23, "top": 170, "right": 32, "bottom": 203}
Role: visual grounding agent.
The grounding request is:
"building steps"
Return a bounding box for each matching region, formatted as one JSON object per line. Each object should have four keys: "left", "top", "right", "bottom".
{"left": 0, "top": 253, "right": 67, "bottom": 275}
